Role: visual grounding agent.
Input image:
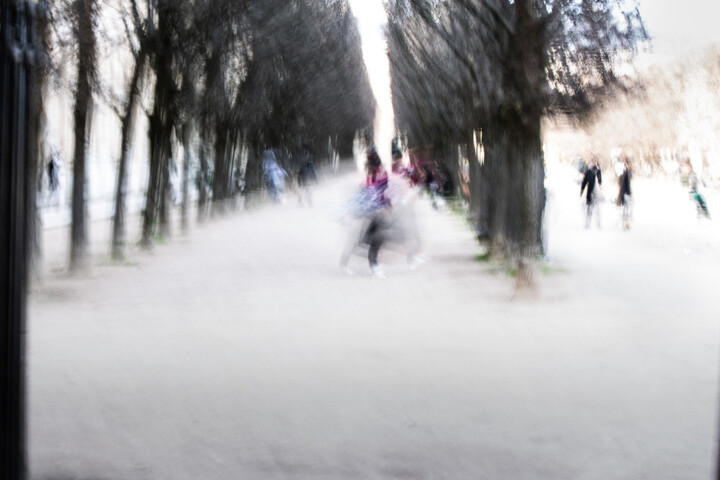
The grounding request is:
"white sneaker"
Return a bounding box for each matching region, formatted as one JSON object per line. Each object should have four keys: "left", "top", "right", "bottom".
{"left": 340, "top": 265, "right": 354, "bottom": 276}
{"left": 370, "top": 265, "right": 386, "bottom": 279}
{"left": 408, "top": 255, "right": 426, "bottom": 270}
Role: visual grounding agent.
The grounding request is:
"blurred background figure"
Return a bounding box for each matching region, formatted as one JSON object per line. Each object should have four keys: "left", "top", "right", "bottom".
{"left": 387, "top": 143, "right": 425, "bottom": 268}
{"left": 297, "top": 145, "right": 318, "bottom": 207}
{"left": 689, "top": 170, "right": 711, "bottom": 219}
{"left": 580, "top": 158, "right": 602, "bottom": 228}
{"left": 340, "top": 146, "right": 391, "bottom": 278}
{"left": 408, "top": 146, "right": 447, "bottom": 210}
{"left": 617, "top": 158, "right": 633, "bottom": 229}
{"left": 233, "top": 165, "right": 245, "bottom": 197}
{"left": 262, "top": 145, "right": 288, "bottom": 203}
{"left": 391, "top": 138, "right": 405, "bottom": 174}
{"left": 46, "top": 148, "right": 60, "bottom": 207}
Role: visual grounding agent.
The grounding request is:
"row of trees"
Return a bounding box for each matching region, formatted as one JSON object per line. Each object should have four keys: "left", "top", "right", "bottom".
{"left": 386, "top": 0, "right": 647, "bottom": 284}
{"left": 31, "top": 0, "right": 650, "bottom": 283}
{"left": 32, "top": 0, "right": 375, "bottom": 268}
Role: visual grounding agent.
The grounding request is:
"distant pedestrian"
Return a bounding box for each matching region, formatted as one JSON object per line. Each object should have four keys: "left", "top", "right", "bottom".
{"left": 233, "top": 165, "right": 245, "bottom": 196}
{"left": 688, "top": 171, "right": 710, "bottom": 219}
{"left": 386, "top": 155, "right": 425, "bottom": 268}
{"left": 616, "top": 159, "right": 632, "bottom": 229}
{"left": 391, "top": 140, "right": 404, "bottom": 174}
{"left": 46, "top": 149, "right": 60, "bottom": 206}
{"left": 262, "top": 146, "right": 287, "bottom": 203}
{"left": 47, "top": 151, "right": 59, "bottom": 192}
{"left": 387, "top": 145, "right": 424, "bottom": 267}
{"left": 580, "top": 159, "right": 602, "bottom": 228}
{"left": 297, "top": 145, "right": 318, "bottom": 206}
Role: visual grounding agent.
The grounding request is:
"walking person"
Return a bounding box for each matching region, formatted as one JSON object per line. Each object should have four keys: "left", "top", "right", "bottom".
{"left": 617, "top": 159, "right": 632, "bottom": 229}
{"left": 46, "top": 149, "right": 60, "bottom": 206}
{"left": 689, "top": 171, "right": 710, "bottom": 219}
{"left": 339, "top": 147, "right": 392, "bottom": 278}
{"left": 388, "top": 145, "right": 424, "bottom": 267}
{"left": 580, "top": 159, "right": 602, "bottom": 228}
{"left": 363, "top": 148, "right": 391, "bottom": 277}
{"left": 297, "top": 145, "right": 318, "bottom": 206}
{"left": 262, "top": 146, "right": 287, "bottom": 203}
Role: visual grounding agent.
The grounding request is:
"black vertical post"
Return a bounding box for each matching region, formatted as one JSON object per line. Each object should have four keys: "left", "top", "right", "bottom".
{"left": 1, "top": 0, "right": 34, "bottom": 479}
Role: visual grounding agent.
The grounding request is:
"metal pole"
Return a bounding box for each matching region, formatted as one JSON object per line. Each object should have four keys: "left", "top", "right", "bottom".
{"left": 1, "top": 0, "right": 34, "bottom": 478}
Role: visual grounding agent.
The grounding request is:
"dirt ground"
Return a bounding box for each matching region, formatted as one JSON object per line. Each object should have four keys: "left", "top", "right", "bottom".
{"left": 27, "top": 164, "right": 720, "bottom": 479}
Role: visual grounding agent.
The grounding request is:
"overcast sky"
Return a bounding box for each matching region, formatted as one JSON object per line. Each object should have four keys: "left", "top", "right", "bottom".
{"left": 637, "top": 0, "right": 720, "bottom": 56}
{"left": 348, "top": 0, "right": 395, "bottom": 165}
{"left": 350, "top": 1, "right": 720, "bottom": 56}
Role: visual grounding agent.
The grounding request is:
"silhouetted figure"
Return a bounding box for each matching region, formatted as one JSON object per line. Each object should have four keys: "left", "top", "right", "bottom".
{"left": 391, "top": 139, "right": 404, "bottom": 174}
{"left": 297, "top": 145, "right": 318, "bottom": 206}
{"left": 386, "top": 149, "right": 425, "bottom": 268}
{"left": 580, "top": 161, "right": 602, "bottom": 228}
{"left": 262, "top": 146, "right": 287, "bottom": 203}
{"left": 617, "top": 160, "right": 632, "bottom": 229}
{"left": 47, "top": 152, "right": 58, "bottom": 192}
{"left": 46, "top": 150, "right": 60, "bottom": 206}
{"left": 689, "top": 172, "right": 710, "bottom": 219}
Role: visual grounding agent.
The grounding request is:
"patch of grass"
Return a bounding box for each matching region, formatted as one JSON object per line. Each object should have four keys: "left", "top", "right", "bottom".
{"left": 541, "top": 264, "right": 569, "bottom": 275}
{"left": 99, "top": 257, "right": 139, "bottom": 267}
{"left": 481, "top": 252, "right": 569, "bottom": 279}
{"left": 152, "top": 233, "right": 167, "bottom": 245}
{"left": 445, "top": 197, "right": 468, "bottom": 219}
{"left": 474, "top": 252, "right": 491, "bottom": 262}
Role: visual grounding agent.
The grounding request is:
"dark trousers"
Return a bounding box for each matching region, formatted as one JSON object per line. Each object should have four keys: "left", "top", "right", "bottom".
{"left": 366, "top": 216, "right": 386, "bottom": 267}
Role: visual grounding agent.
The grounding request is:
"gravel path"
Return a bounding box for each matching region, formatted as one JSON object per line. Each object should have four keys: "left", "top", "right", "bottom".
{"left": 28, "top": 165, "right": 720, "bottom": 479}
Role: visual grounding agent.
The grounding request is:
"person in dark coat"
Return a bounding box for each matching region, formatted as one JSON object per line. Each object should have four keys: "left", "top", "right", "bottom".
{"left": 617, "top": 161, "right": 631, "bottom": 204}
{"left": 580, "top": 160, "right": 602, "bottom": 228}
{"left": 617, "top": 159, "right": 633, "bottom": 228}
{"left": 297, "top": 145, "right": 318, "bottom": 206}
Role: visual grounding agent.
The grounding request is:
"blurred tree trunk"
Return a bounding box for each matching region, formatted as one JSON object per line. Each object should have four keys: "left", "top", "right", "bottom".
{"left": 243, "top": 138, "right": 263, "bottom": 206}
{"left": 197, "top": 144, "right": 209, "bottom": 223}
{"left": 229, "top": 131, "right": 242, "bottom": 209}
{"left": 212, "top": 121, "right": 229, "bottom": 214}
{"left": 142, "top": 109, "right": 172, "bottom": 245}
{"left": 158, "top": 142, "right": 172, "bottom": 238}
{"left": 28, "top": 0, "right": 51, "bottom": 269}
{"left": 112, "top": 51, "right": 146, "bottom": 260}
{"left": 69, "top": 0, "right": 97, "bottom": 269}
{"left": 468, "top": 129, "right": 491, "bottom": 241}
{"left": 141, "top": 82, "right": 173, "bottom": 246}
{"left": 438, "top": 140, "right": 458, "bottom": 196}
{"left": 180, "top": 121, "right": 192, "bottom": 232}
{"left": 28, "top": 91, "right": 43, "bottom": 266}
{"left": 491, "top": 0, "right": 546, "bottom": 287}
{"left": 487, "top": 114, "right": 544, "bottom": 256}
{"left": 141, "top": 114, "right": 160, "bottom": 247}
{"left": 141, "top": 0, "right": 175, "bottom": 247}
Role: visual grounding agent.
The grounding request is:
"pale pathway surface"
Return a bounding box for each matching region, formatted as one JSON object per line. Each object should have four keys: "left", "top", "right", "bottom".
{"left": 29, "top": 165, "right": 720, "bottom": 479}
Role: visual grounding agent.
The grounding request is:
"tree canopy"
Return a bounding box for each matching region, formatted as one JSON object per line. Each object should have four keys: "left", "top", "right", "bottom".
{"left": 37, "top": 0, "right": 375, "bottom": 262}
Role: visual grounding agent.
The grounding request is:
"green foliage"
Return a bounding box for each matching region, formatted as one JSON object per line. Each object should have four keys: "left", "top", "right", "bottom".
{"left": 541, "top": 264, "right": 569, "bottom": 276}
{"left": 151, "top": 232, "right": 167, "bottom": 245}
{"left": 474, "top": 252, "right": 491, "bottom": 262}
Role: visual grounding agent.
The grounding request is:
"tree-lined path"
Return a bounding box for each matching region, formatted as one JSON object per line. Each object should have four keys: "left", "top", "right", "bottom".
{"left": 28, "top": 167, "right": 720, "bottom": 479}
